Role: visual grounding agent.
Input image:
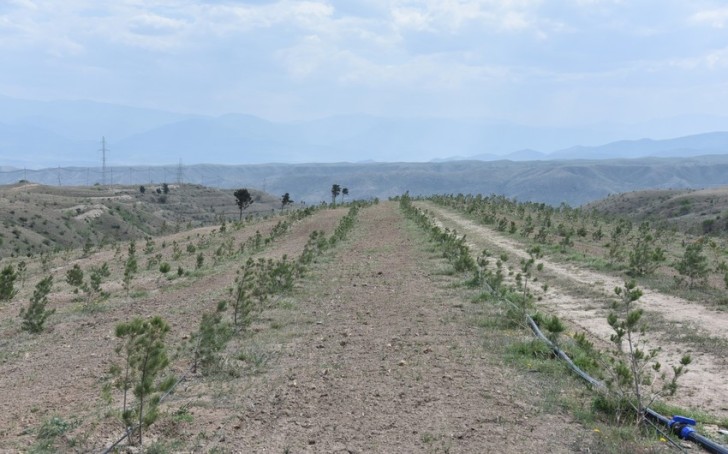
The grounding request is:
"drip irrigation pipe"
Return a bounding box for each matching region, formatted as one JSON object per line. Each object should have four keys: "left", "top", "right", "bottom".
{"left": 412, "top": 203, "right": 728, "bottom": 453}
{"left": 521, "top": 306, "right": 728, "bottom": 454}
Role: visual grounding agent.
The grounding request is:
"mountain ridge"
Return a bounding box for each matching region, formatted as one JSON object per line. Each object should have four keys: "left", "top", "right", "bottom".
{"left": 1, "top": 95, "right": 727, "bottom": 167}
{"left": 3, "top": 155, "right": 728, "bottom": 207}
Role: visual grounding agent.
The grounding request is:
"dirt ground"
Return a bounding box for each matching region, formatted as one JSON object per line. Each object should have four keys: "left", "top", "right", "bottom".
{"left": 421, "top": 202, "right": 728, "bottom": 421}
{"left": 163, "top": 202, "right": 596, "bottom": 452}
{"left": 0, "top": 201, "right": 639, "bottom": 452}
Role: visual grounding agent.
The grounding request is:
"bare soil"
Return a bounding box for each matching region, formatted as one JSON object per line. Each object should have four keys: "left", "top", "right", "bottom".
{"left": 161, "top": 202, "right": 595, "bottom": 452}
{"left": 0, "top": 202, "right": 649, "bottom": 452}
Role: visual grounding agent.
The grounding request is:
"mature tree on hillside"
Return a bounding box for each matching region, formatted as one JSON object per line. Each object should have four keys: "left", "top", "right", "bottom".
{"left": 281, "top": 192, "right": 293, "bottom": 209}
{"left": 342, "top": 187, "right": 349, "bottom": 202}
{"left": 162, "top": 183, "right": 169, "bottom": 195}
{"left": 331, "top": 184, "right": 341, "bottom": 206}
{"left": 234, "top": 188, "right": 254, "bottom": 221}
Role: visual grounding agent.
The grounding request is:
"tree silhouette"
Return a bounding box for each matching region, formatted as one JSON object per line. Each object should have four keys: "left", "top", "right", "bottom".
{"left": 234, "top": 188, "right": 254, "bottom": 221}
{"left": 331, "top": 184, "right": 341, "bottom": 206}
{"left": 342, "top": 187, "right": 349, "bottom": 202}
{"left": 281, "top": 192, "right": 293, "bottom": 209}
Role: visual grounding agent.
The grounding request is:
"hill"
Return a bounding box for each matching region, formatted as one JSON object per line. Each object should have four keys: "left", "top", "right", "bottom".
{"left": 549, "top": 131, "right": 728, "bottom": 160}
{"left": 0, "top": 182, "right": 279, "bottom": 258}
{"left": 585, "top": 186, "right": 728, "bottom": 235}
{"left": 4, "top": 155, "right": 728, "bottom": 206}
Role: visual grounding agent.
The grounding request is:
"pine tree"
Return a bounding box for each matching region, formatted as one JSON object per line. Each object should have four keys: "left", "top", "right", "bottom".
{"left": 674, "top": 239, "right": 709, "bottom": 288}
{"left": 628, "top": 222, "right": 665, "bottom": 276}
{"left": 113, "top": 316, "right": 172, "bottom": 447}
{"left": 20, "top": 276, "right": 54, "bottom": 333}
{"left": 331, "top": 184, "right": 341, "bottom": 206}
{"left": 123, "top": 242, "right": 138, "bottom": 296}
{"left": 233, "top": 260, "right": 258, "bottom": 332}
{"left": 0, "top": 264, "right": 18, "bottom": 301}
{"left": 66, "top": 264, "right": 85, "bottom": 293}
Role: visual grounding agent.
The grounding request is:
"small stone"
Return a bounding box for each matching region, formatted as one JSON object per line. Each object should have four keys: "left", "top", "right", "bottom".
{"left": 398, "top": 360, "right": 407, "bottom": 366}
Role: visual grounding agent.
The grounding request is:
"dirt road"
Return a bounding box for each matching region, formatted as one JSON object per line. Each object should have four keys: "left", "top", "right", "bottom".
{"left": 420, "top": 202, "right": 728, "bottom": 421}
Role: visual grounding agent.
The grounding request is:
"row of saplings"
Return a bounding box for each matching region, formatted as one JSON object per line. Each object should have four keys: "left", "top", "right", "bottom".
{"left": 0, "top": 205, "right": 322, "bottom": 336}
{"left": 399, "top": 193, "right": 691, "bottom": 431}
{"left": 0, "top": 202, "right": 360, "bottom": 450}
{"left": 430, "top": 193, "right": 720, "bottom": 292}
{"left": 105, "top": 202, "right": 363, "bottom": 450}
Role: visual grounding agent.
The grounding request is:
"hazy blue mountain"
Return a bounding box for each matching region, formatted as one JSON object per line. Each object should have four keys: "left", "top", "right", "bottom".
{"left": 1, "top": 95, "right": 728, "bottom": 168}
{"left": 548, "top": 132, "right": 728, "bottom": 160}
{"left": 4, "top": 155, "right": 728, "bottom": 206}
{"left": 504, "top": 149, "right": 547, "bottom": 161}
{"left": 0, "top": 121, "right": 97, "bottom": 167}
{"left": 0, "top": 95, "right": 192, "bottom": 141}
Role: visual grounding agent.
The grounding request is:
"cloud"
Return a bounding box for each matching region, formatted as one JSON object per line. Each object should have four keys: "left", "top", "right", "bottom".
{"left": 129, "top": 13, "right": 186, "bottom": 36}
{"left": 0, "top": 0, "right": 726, "bottom": 124}
{"left": 388, "top": 0, "right": 554, "bottom": 35}
{"left": 691, "top": 7, "right": 728, "bottom": 28}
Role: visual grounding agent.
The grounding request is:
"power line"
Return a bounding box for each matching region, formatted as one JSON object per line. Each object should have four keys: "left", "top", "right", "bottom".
{"left": 100, "top": 137, "right": 108, "bottom": 186}
{"left": 176, "top": 159, "right": 183, "bottom": 185}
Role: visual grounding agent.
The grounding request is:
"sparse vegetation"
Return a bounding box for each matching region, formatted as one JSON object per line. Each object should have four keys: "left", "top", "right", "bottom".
{"left": 2, "top": 185, "right": 727, "bottom": 453}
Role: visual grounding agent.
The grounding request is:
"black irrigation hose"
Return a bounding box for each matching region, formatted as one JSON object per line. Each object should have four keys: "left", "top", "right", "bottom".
{"left": 525, "top": 315, "right": 604, "bottom": 389}
{"left": 644, "top": 409, "right": 728, "bottom": 454}
{"left": 521, "top": 306, "right": 728, "bottom": 453}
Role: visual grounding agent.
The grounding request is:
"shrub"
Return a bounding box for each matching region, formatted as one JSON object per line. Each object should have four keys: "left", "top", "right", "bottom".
{"left": 20, "top": 276, "right": 54, "bottom": 333}
{"left": 0, "top": 264, "right": 18, "bottom": 301}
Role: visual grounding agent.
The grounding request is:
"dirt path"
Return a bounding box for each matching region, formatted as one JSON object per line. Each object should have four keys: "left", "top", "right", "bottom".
{"left": 186, "top": 201, "right": 594, "bottom": 453}
{"left": 420, "top": 202, "right": 728, "bottom": 419}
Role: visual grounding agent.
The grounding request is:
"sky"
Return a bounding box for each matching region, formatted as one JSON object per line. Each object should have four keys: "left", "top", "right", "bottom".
{"left": 1, "top": 0, "right": 728, "bottom": 126}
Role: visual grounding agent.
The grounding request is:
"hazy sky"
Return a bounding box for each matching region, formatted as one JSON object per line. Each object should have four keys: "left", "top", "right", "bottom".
{"left": 1, "top": 0, "right": 727, "bottom": 125}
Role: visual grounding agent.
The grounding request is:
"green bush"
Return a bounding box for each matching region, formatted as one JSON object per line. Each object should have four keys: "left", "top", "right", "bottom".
{"left": 0, "top": 264, "right": 18, "bottom": 301}
{"left": 20, "top": 276, "right": 54, "bottom": 333}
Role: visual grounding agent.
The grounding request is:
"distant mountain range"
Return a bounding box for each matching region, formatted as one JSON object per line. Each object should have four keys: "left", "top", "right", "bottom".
{"left": 466, "top": 131, "right": 728, "bottom": 161}
{"left": 1, "top": 95, "right": 728, "bottom": 168}
{"left": 3, "top": 155, "right": 728, "bottom": 206}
